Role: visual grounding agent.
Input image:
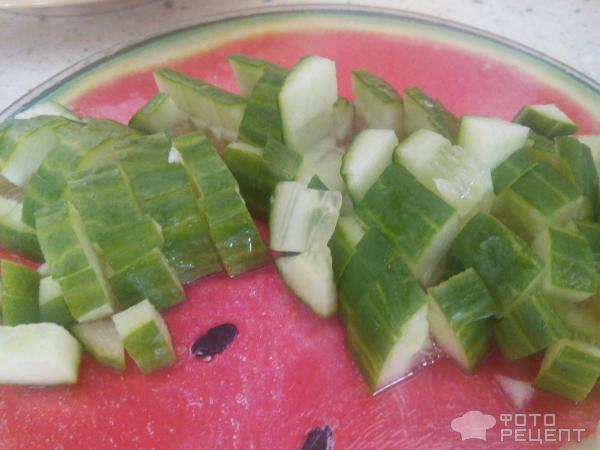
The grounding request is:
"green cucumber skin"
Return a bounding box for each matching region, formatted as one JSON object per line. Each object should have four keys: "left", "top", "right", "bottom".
{"left": 109, "top": 249, "right": 185, "bottom": 311}
{"left": 40, "top": 295, "right": 74, "bottom": 327}
{"left": 58, "top": 267, "right": 116, "bottom": 322}
{"left": 556, "top": 137, "right": 599, "bottom": 211}
{"left": 261, "top": 138, "right": 303, "bottom": 200}
{"left": 526, "top": 132, "right": 558, "bottom": 166}
{"left": 491, "top": 148, "right": 537, "bottom": 194}
{"left": 238, "top": 65, "right": 288, "bottom": 147}
{"left": 0, "top": 207, "right": 43, "bottom": 261}
{"left": 534, "top": 339, "right": 600, "bottom": 401}
{"left": 574, "top": 221, "right": 600, "bottom": 275}
{"left": 356, "top": 163, "right": 458, "bottom": 280}
{"left": 514, "top": 105, "right": 578, "bottom": 138}
{"left": 328, "top": 215, "right": 365, "bottom": 283}
{"left": 307, "top": 175, "right": 328, "bottom": 190}
{"left": 229, "top": 54, "right": 284, "bottom": 97}
{"left": 403, "top": 87, "right": 458, "bottom": 143}
{"left": 449, "top": 213, "right": 544, "bottom": 316}
{"left": 122, "top": 320, "right": 176, "bottom": 374}
{"left": 495, "top": 295, "right": 569, "bottom": 360}
{"left": 1, "top": 260, "right": 40, "bottom": 326}
{"left": 71, "top": 319, "right": 125, "bottom": 371}
{"left": 128, "top": 92, "right": 190, "bottom": 135}
{"left": 549, "top": 298, "right": 600, "bottom": 345}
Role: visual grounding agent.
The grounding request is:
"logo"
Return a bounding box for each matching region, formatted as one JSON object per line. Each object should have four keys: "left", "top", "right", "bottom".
{"left": 451, "top": 410, "right": 496, "bottom": 441}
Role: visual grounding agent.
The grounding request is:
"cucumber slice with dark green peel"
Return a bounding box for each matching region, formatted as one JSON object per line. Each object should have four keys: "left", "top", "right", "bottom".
{"left": 269, "top": 181, "right": 342, "bottom": 253}
{"left": 532, "top": 226, "right": 597, "bottom": 302}
{"left": 427, "top": 269, "right": 496, "bottom": 371}
{"left": 154, "top": 68, "right": 246, "bottom": 141}
{"left": 238, "top": 65, "right": 288, "bottom": 147}
{"left": 71, "top": 318, "right": 125, "bottom": 370}
{"left": 341, "top": 253, "right": 430, "bottom": 392}
{"left": 128, "top": 92, "right": 191, "bottom": 135}
{"left": 229, "top": 54, "right": 284, "bottom": 98}
{"left": 556, "top": 136, "right": 598, "bottom": 211}
{"left": 449, "top": 213, "right": 544, "bottom": 316}
{"left": 307, "top": 174, "right": 328, "bottom": 190}
{"left": 39, "top": 276, "right": 74, "bottom": 326}
{"left": 0, "top": 323, "right": 81, "bottom": 386}
{"left": 572, "top": 221, "right": 600, "bottom": 277}
{"left": 333, "top": 97, "right": 355, "bottom": 146}
{"left": 458, "top": 116, "right": 530, "bottom": 171}
{"left": 356, "top": 163, "right": 459, "bottom": 284}
{"left": 351, "top": 69, "right": 403, "bottom": 138}
{"left": 275, "top": 246, "right": 337, "bottom": 317}
{"left": 328, "top": 215, "right": 365, "bottom": 283}
{"left": 261, "top": 138, "right": 303, "bottom": 197}
{"left": 200, "top": 188, "right": 270, "bottom": 276}
{"left": 495, "top": 294, "right": 569, "bottom": 360}
{"left": 112, "top": 299, "right": 176, "bottom": 374}
{"left": 491, "top": 148, "right": 537, "bottom": 194}
{"left": 0, "top": 116, "right": 69, "bottom": 187}
{"left": 279, "top": 56, "right": 337, "bottom": 153}
{"left": 36, "top": 201, "right": 117, "bottom": 322}
{"left": 342, "top": 129, "right": 398, "bottom": 205}
{"left": 578, "top": 135, "right": 600, "bottom": 175}
{"left": 395, "top": 129, "right": 493, "bottom": 219}
{"left": 525, "top": 131, "right": 558, "bottom": 166}
{"left": 534, "top": 338, "right": 600, "bottom": 401}
{"left": 549, "top": 298, "right": 600, "bottom": 345}
{"left": 492, "top": 163, "right": 589, "bottom": 243}
{"left": 403, "top": 87, "right": 458, "bottom": 142}
{"left": 0, "top": 197, "right": 43, "bottom": 261}
{"left": 514, "top": 104, "right": 578, "bottom": 138}
{"left": 1, "top": 260, "right": 40, "bottom": 326}
{"left": 15, "top": 101, "right": 79, "bottom": 121}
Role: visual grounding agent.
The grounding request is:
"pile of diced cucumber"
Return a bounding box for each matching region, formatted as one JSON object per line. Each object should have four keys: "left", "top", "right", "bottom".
{"left": 1, "top": 54, "right": 600, "bottom": 404}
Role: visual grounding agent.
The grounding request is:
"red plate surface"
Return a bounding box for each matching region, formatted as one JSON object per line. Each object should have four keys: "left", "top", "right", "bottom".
{"left": 2, "top": 13, "right": 600, "bottom": 450}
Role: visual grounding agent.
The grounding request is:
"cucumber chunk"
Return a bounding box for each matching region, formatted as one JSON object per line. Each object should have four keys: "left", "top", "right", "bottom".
{"left": 269, "top": 181, "right": 342, "bottom": 253}
{"left": 532, "top": 226, "right": 597, "bottom": 302}
{"left": 403, "top": 87, "right": 458, "bottom": 142}
{"left": 0, "top": 196, "right": 43, "bottom": 261}
{"left": 492, "top": 163, "right": 589, "bottom": 243}
{"left": 495, "top": 294, "right": 568, "bottom": 359}
{"left": 39, "top": 276, "right": 74, "bottom": 326}
{"left": 395, "top": 129, "right": 493, "bottom": 219}
{"left": 307, "top": 174, "right": 328, "bottom": 190}
{"left": 261, "top": 138, "right": 303, "bottom": 199}
{"left": 296, "top": 137, "right": 345, "bottom": 192}
{"left": 342, "top": 129, "right": 398, "bottom": 205}
{"left": 128, "top": 92, "right": 191, "bottom": 135}
{"left": 71, "top": 318, "right": 125, "bottom": 370}
{"left": 514, "top": 104, "right": 578, "bottom": 137}
{"left": 351, "top": 69, "right": 403, "bottom": 137}
{"left": 572, "top": 221, "right": 600, "bottom": 279}
{"left": 279, "top": 56, "right": 337, "bottom": 153}
{"left": 15, "top": 100, "right": 79, "bottom": 121}
{"left": 549, "top": 298, "right": 600, "bottom": 345}
{"left": 494, "top": 375, "right": 535, "bottom": 409}
{"left": 229, "top": 54, "right": 283, "bottom": 98}
{"left": 356, "top": 163, "right": 459, "bottom": 284}
{"left": 112, "top": 299, "right": 176, "bottom": 374}
{"left": 525, "top": 131, "right": 558, "bottom": 166}
{"left": 328, "top": 215, "right": 365, "bottom": 283}
{"left": 0, "top": 323, "right": 81, "bottom": 386}
{"left": 458, "top": 116, "right": 530, "bottom": 170}
{"left": 534, "top": 338, "right": 600, "bottom": 401}
{"left": 275, "top": 246, "right": 337, "bottom": 317}
{"left": 556, "top": 136, "right": 598, "bottom": 211}
{"left": 1, "top": 260, "right": 40, "bottom": 326}
{"left": 427, "top": 269, "right": 495, "bottom": 371}
{"left": 333, "top": 97, "right": 355, "bottom": 146}
{"left": 491, "top": 148, "right": 536, "bottom": 194}
{"left": 578, "top": 135, "right": 600, "bottom": 179}
{"left": 449, "top": 213, "right": 544, "bottom": 316}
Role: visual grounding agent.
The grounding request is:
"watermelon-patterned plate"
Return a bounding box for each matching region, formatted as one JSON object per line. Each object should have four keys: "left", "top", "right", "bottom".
{"left": 1, "top": 6, "right": 600, "bottom": 450}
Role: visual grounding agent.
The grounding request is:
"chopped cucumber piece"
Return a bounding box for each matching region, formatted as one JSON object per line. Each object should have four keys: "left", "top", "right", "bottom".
{"left": 572, "top": 221, "right": 600, "bottom": 278}
{"left": 427, "top": 269, "right": 495, "bottom": 371}
{"left": 532, "top": 226, "right": 597, "bottom": 302}
{"left": 0, "top": 196, "right": 43, "bottom": 261}
{"left": 296, "top": 138, "right": 345, "bottom": 192}
{"left": 578, "top": 135, "right": 600, "bottom": 180}
{"left": 261, "top": 138, "right": 303, "bottom": 199}
{"left": 275, "top": 246, "right": 337, "bottom": 317}
{"left": 491, "top": 148, "right": 537, "bottom": 194}
{"left": 238, "top": 65, "right": 288, "bottom": 147}
{"left": 71, "top": 318, "right": 125, "bottom": 370}
{"left": 0, "top": 323, "right": 81, "bottom": 386}
{"left": 356, "top": 164, "right": 459, "bottom": 284}
{"left": 556, "top": 136, "right": 598, "bottom": 211}
{"left": 395, "top": 129, "right": 493, "bottom": 219}
{"left": 458, "top": 116, "right": 530, "bottom": 170}
{"left": 229, "top": 54, "right": 283, "bottom": 98}
{"left": 328, "top": 215, "right": 365, "bottom": 283}
{"left": 1, "top": 260, "right": 40, "bottom": 326}
{"left": 351, "top": 69, "right": 403, "bottom": 137}
{"left": 15, "top": 100, "right": 79, "bottom": 121}
{"left": 549, "top": 298, "right": 600, "bottom": 345}
{"left": 342, "top": 129, "right": 398, "bottom": 205}
{"left": 495, "top": 295, "right": 568, "bottom": 359}
{"left": 333, "top": 97, "right": 355, "bottom": 145}
{"left": 154, "top": 68, "right": 246, "bottom": 141}
{"left": 307, "top": 174, "right": 328, "bottom": 190}
{"left": 514, "top": 104, "right": 577, "bottom": 137}
{"left": 269, "top": 181, "right": 342, "bottom": 253}
{"left": 449, "top": 213, "right": 544, "bottom": 316}
{"left": 534, "top": 338, "right": 600, "bottom": 401}
{"left": 39, "top": 276, "right": 74, "bottom": 326}
{"left": 494, "top": 375, "right": 535, "bottom": 409}
{"left": 128, "top": 92, "right": 191, "bottom": 135}
{"left": 403, "top": 87, "right": 458, "bottom": 142}
{"left": 525, "top": 131, "right": 558, "bottom": 166}
{"left": 492, "top": 163, "right": 589, "bottom": 243}
{"left": 279, "top": 56, "right": 337, "bottom": 153}
{"left": 112, "top": 299, "right": 176, "bottom": 374}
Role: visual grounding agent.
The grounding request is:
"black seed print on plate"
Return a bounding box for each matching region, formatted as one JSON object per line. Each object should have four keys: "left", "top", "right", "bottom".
{"left": 301, "top": 426, "right": 333, "bottom": 450}
{"left": 191, "top": 323, "right": 238, "bottom": 362}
